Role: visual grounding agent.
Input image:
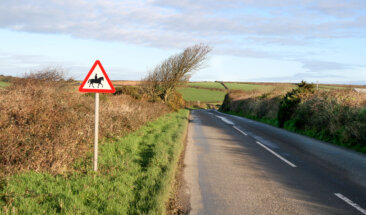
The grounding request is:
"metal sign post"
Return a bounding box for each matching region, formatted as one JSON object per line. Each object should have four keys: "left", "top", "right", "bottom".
{"left": 94, "top": 93, "right": 99, "bottom": 172}
{"left": 78, "top": 60, "right": 115, "bottom": 172}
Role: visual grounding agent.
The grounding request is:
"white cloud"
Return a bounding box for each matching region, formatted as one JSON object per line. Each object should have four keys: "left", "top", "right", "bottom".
{"left": 300, "top": 60, "right": 357, "bottom": 72}
{"left": 1, "top": 0, "right": 365, "bottom": 76}
{"left": 1, "top": 0, "right": 365, "bottom": 47}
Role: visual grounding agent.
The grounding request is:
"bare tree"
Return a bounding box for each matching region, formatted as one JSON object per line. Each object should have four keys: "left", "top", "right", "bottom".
{"left": 144, "top": 44, "right": 212, "bottom": 102}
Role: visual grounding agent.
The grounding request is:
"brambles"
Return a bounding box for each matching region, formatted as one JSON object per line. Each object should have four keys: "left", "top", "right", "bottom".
{"left": 289, "top": 90, "right": 366, "bottom": 148}
{"left": 0, "top": 70, "right": 169, "bottom": 176}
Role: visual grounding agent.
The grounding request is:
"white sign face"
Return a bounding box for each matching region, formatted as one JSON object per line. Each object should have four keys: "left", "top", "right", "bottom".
{"left": 83, "top": 64, "right": 111, "bottom": 90}
{"left": 79, "top": 60, "right": 115, "bottom": 93}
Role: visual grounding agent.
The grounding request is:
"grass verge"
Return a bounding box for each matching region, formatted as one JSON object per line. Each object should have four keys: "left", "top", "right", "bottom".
{"left": 0, "top": 109, "right": 189, "bottom": 214}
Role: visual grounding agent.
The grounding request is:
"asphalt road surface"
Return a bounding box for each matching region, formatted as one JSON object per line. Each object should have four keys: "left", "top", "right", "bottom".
{"left": 183, "top": 109, "right": 366, "bottom": 215}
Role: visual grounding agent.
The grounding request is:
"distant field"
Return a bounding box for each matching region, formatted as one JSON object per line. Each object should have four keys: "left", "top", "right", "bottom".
{"left": 0, "top": 81, "right": 10, "bottom": 88}
{"left": 178, "top": 87, "right": 226, "bottom": 102}
{"left": 188, "top": 82, "right": 225, "bottom": 89}
{"left": 225, "top": 83, "right": 273, "bottom": 91}
{"left": 318, "top": 85, "right": 350, "bottom": 90}
{"left": 112, "top": 80, "right": 142, "bottom": 86}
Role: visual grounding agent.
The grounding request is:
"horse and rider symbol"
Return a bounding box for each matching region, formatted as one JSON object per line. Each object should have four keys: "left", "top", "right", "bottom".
{"left": 88, "top": 73, "right": 104, "bottom": 88}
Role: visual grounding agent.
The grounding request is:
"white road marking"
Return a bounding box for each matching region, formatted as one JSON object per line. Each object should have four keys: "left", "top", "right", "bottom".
{"left": 216, "top": 116, "right": 235, "bottom": 125}
{"left": 334, "top": 193, "right": 366, "bottom": 215}
{"left": 256, "top": 141, "right": 297, "bottom": 168}
{"left": 233, "top": 126, "right": 247, "bottom": 136}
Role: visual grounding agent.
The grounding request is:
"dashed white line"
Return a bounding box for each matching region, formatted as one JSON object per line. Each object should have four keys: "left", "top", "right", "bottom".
{"left": 334, "top": 193, "right": 366, "bottom": 215}
{"left": 256, "top": 141, "right": 297, "bottom": 168}
{"left": 232, "top": 126, "right": 296, "bottom": 168}
{"left": 216, "top": 116, "right": 235, "bottom": 125}
{"left": 233, "top": 126, "right": 247, "bottom": 136}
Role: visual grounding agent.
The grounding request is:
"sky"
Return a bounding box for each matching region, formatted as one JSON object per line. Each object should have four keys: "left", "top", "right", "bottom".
{"left": 0, "top": 0, "right": 366, "bottom": 84}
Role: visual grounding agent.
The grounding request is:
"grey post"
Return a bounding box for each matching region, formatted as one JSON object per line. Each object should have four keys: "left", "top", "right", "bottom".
{"left": 94, "top": 93, "right": 99, "bottom": 172}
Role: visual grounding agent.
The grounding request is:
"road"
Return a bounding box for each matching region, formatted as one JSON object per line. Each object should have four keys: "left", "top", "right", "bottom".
{"left": 183, "top": 109, "right": 366, "bottom": 215}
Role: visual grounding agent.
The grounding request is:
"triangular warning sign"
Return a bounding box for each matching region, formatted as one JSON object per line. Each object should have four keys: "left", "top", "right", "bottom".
{"left": 79, "top": 60, "right": 115, "bottom": 93}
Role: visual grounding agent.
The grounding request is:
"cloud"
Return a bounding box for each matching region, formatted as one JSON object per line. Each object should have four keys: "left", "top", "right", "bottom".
{"left": 1, "top": 0, "right": 365, "bottom": 49}
{"left": 300, "top": 60, "right": 356, "bottom": 72}
{"left": 0, "top": 52, "right": 146, "bottom": 80}
{"left": 251, "top": 72, "right": 346, "bottom": 83}
{"left": 0, "top": 52, "right": 74, "bottom": 77}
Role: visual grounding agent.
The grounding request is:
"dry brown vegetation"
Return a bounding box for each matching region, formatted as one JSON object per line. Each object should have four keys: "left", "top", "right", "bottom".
{"left": 0, "top": 74, "right": 169, "bottom": 176}
{"left": 112, "top": 80, "right": 143, "bottom": 86}
{"left": 221, "top": 85, "right": 292, "bottom": 119}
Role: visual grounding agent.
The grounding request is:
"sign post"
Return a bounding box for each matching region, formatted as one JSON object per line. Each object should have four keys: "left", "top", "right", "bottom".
{"left": 94, "top": 93, "right": 99, "bottom": 171}
{"left": 79, "top": 60, "right": 115, "bottom": 172}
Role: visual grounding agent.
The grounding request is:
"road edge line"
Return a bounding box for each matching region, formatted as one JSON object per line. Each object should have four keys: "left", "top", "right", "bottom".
{"left": 233, "top": 126, "right": 248, "bottom": 136}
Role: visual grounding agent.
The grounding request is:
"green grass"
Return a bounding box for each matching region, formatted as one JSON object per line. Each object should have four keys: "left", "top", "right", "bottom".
{"left": 225, "top": 83, "right": 272, "bottom": 91}
{"left": 178, "top": 87, "right": 226, "bottom": 102}
{"left": 0, "top": 81, "right": 10, "bottom": 88}
{"left": 0, "top": 110, "right": 189, "bottom": 214}
{"left": 188, "top": 82, "right": 225, "bottom": 89}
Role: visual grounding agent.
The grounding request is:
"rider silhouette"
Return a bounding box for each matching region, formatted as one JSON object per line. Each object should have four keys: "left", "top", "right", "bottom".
{"left": 95, "top": 73, "right": 98, "bottom": 80}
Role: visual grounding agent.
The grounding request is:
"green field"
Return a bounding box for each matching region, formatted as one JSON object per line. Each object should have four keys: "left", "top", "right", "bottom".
{"left": 225, "top": 83, "right": 272, "bottom": 91}
{"left": 178, "top": 87, "right": 226, "bottom": 102}
{"left": 188, "top": 82, "right": 225, "bottom": 89}
{"left": 0, "top": 81, "right": 10, "bottom": 88}
{"left": 0, "top": 110, "right": 189, "bottom": 214}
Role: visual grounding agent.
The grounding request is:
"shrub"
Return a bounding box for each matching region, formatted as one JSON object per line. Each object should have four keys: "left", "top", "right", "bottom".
{"left": 166, "top": 91, "right": 185, "bottom": 111}
{"left": 278, "top": 81, "right": 314, "bottom": 127}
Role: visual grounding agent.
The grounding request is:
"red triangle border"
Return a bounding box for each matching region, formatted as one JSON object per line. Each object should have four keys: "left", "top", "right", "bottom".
{"left": 79, "top": 60, "right": 116, "bottom": 93}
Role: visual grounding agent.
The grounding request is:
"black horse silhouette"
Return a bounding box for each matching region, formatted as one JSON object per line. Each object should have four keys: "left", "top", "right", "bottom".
{"left": 88, "top": 77, "right": 104, "bottom": 88}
